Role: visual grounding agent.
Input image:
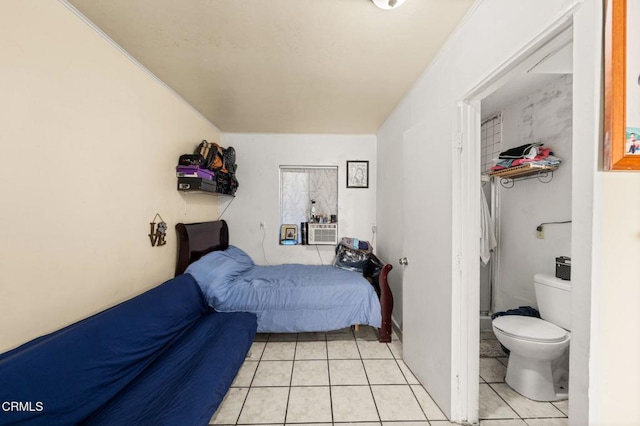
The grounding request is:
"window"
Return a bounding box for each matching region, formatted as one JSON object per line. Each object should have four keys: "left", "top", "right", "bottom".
{"left": 280, "top": 166, "right": 338, "bottom": 243}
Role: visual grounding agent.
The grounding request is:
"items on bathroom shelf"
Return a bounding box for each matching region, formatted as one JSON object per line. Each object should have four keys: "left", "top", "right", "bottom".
{"left": 489, "top": 142, "right": 562, "bottom": 188}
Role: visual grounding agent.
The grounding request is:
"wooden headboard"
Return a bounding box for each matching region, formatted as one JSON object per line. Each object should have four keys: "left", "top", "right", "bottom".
{"left": 175, "top": 220, "right": 229, "bottom": 276}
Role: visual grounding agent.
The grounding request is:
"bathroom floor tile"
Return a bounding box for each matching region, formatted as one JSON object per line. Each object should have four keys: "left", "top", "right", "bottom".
{"left": 371, "top": 384, "right": 426, "bottom": 421}
{"left": 331, "top": 385, "right": 380, "bottom": 422}
{"left": 291, "top": 360, "right": 329, "bottom": 386}
{"left": 363, "top": 359, "right": 407, "bottom": 384}
{"left": 479, "top": 383, "right": 519, "bottom": 419}
{"left": 286, "top": 386, "right": 332, "bottom": 423}
{"left": 491, "top": 383, "right": 565, "bottom": 418}
{"left": 479, "top": 357, "right": 507, "bottom": 383}
{"left": 552, "top": 399, "right": 569, "bottom": 416}
{"left": 251, "top": 360, "right": 293, "bottom": 387}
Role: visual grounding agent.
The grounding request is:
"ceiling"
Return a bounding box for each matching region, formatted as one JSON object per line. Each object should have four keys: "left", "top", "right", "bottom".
{"left": 482, "top": 42, "right": 574, "bottom": 119}
{"left": 66, "top": 0, "right": 475, "bottom": 134}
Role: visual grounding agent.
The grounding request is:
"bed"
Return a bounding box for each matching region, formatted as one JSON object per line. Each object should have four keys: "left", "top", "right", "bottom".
{"left": 175, "top": 220, "right": 394, "bottom": 342}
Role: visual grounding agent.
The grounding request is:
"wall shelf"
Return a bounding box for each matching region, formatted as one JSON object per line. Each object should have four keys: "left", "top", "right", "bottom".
{"left": 489, "top": 164, "right": 558, "bottom": 188}
{"left": 177, "top": 177, "right": 235, "bottom": 197}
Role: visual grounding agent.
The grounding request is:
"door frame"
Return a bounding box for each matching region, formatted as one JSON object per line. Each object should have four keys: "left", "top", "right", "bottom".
{"left": 451, "top": 10, "right": 578, "bottom": 423}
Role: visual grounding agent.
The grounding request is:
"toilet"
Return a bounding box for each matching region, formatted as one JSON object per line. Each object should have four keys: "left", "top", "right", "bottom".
{"left": 492, "top": 273, "right": 571, "bottom": 401}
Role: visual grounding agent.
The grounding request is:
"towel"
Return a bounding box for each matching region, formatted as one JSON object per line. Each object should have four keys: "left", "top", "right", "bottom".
{"left": 480, "top": 184, "right": 497, "bottom": 265}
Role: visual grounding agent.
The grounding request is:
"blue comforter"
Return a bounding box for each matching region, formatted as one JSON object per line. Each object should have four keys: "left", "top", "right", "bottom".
{"left": 186, "top": 246, "right": 381, "bottom": 332}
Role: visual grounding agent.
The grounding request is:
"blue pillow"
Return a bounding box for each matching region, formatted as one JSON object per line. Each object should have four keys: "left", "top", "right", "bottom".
{"left": 185, "top": 246, "right": 254, "bottom": 306}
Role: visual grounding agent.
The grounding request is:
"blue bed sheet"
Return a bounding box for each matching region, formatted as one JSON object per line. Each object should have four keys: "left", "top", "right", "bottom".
{"left": 186, "top": 247, "right": 381, "bottom": 332}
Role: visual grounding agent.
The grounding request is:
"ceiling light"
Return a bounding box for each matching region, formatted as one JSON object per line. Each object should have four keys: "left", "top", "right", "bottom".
{"left": 372, "top": 0, "right": 407, "bottom": 10}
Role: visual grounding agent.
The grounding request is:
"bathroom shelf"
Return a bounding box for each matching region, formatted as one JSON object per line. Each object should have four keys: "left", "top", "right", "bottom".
{"left": 489, "top": 164, "right": 558, "bottom": 188}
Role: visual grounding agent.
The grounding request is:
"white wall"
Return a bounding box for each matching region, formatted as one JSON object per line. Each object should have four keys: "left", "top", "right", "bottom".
{"left": 494, "top": 74, "right": 573, "bottom": 312}
{"left": 221, "top": 133, "right": 376, "bottom": 266}
{"left": 376, "top": 0, "right": 603, "bottom": 422}
{"left": 0, "top": 1, "right": 221, "bottom": 352}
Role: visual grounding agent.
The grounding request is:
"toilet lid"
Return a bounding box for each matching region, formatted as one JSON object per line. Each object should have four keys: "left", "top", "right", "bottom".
{"left": 493, "top": 316, "right": 568, "bottom": 343}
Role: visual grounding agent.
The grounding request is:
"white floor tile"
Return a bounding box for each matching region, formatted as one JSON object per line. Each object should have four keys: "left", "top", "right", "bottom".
{"left": 329, "top": 359, "right": 368, "bottom": 385}
{"left": 479, "top": 383, "right": 519, "bottom": 419}
{"left": 387, "top": 340, "right": 403, "bottom": 359}
{"left": 261, "top": 341, "right": 296, "bottom": 360}
{"left": 357, "top": 340, "right": 394, "bottom": 359}
{"left": 382, "top": 422, "right": 429, "bottom": 426}
{"left": 524, "top": 418, "right": 568, "bottom": 426}
{"left": 552, "top": 399, "right": 569, "bottom": 416}
{"left": 327, "top": 340, "right": 360, "bottom": 359}
{"left": 251, "top": 360, "right": 293, "bottom": 387}
{"left": 397, "top": 360, "right": 420, "bottom": 385}
{"left": 286, "top": 386, "right": 332, "bottom": 423}
{"left": 245, "top": 341, "right": 266, "bottom": 361}
{"left": 491, "top": 383, "right": 565, "bottom": 418}
{"left": 371, "top": 385, "right": 426, "bottom": 421}
{"left": 291, "top": 360, "right": 329, "bottom": 386}
{"left": 210, "top": 387, "right": 248, "bottom": 425}
{"left": 479, "top": 420, "right": 527, "bottom": 426}
{"left": 237, "top": 387, "right": 289, "bottom": 424}
{"left": 410, "top": 384, "right": 447, "bottom": 420}
{"left": 295, "top": 341, "right": 327, "bottom": 360}
{"left": 479, "top": 357, "right": 507, "bottom": 383}
{"left": 331, "top": 385, "right": 380, "bottom": 422}
{"left": 231, "top": 360, "right": 258, "bottom": 387}
{"left": 363, "top": 359, "right": 407, "bottom": 384}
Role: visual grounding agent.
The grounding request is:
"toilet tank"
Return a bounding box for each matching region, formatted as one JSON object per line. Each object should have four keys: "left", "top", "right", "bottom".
{"left": 534, "top": 273, "right": 571, "bottom": 330}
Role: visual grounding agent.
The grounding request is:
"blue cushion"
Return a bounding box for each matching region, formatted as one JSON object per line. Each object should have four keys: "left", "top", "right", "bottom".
{"left": 84, "top": 311, "right": 257, "bottom": 425}
{"left": 0, "top": 274, "right": 206, "bottom": 425}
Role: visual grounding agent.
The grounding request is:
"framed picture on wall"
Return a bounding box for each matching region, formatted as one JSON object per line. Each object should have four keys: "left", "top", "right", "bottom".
{"left": 280, "top": 224, "right": 298, "bottom": 243}
{"left": 346, "top": 160, "right": 369, "bottom": 188}
{"left": 604, "top": 0, "right": 640, "bottom": 170}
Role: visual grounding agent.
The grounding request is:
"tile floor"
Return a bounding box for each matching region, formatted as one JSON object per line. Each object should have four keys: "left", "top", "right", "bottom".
{"left": 209, "top": 327, "right": 570, "bottom": 426}
{"left": 210, "top": 326, "right": 450, "bottom": 425}
{"left": 478, "top": 330, "right": 569, "bottom": 426}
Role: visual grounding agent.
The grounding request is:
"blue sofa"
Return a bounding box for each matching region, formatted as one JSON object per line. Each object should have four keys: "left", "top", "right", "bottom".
{"left": 0, "top": 274, "right": 257, "bottom": 425}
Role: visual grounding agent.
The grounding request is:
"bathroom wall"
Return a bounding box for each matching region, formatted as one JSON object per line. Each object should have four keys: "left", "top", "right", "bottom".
{"left": 494, "top": 74, "right": 573, "bottom": 312}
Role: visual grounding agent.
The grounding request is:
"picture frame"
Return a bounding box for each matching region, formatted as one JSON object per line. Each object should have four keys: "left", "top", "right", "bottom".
{"left": 604, "top": 0, "right": 640, "bottom": 170}
{"left": 280, "top": 224, "right": 298, "bottom": 242}
{"left": 346, "top": 160, "right": 369, "bottom": 188}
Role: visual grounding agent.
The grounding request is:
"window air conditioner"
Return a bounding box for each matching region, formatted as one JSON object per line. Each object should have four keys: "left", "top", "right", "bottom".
{"left": 307, "top": 223, "right": 338, "bottom": 245}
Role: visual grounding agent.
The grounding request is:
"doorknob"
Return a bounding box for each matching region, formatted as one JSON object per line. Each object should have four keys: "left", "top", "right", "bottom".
{"left": 399, "top": 257, "right": 409, "bottom": 266}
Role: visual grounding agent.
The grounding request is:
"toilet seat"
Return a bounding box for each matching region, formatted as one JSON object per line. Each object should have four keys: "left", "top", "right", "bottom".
{"left": 493, "top": 316, "right": 568, "bottom": 343}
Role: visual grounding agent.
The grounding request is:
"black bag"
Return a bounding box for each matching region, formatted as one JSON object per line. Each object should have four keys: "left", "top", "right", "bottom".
{"left": 178, "top": 154, "right": 205, "bottom": 167}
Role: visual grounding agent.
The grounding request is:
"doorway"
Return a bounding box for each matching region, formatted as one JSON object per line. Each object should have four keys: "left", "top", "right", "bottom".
{"left": 454, "top": 21, "right": 575, "bottom": 424}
